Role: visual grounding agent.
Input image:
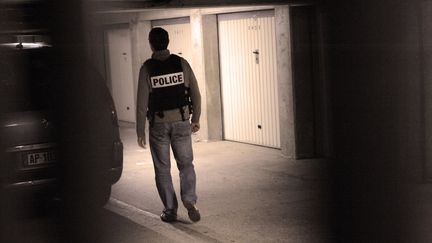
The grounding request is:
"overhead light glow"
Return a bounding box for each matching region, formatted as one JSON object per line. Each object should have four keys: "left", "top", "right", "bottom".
{"left": 0, "top": 42, "right": 51, "bottom": 49}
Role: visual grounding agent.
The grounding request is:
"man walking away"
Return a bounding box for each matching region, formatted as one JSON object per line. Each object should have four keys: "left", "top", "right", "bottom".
{"left": 136, "top": 27, "right": 201, "bottom": 223}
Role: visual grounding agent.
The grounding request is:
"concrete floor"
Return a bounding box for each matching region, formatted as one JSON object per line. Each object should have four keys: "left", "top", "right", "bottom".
{"left": 108, "top": 125, "right": 334, "bottom": 242}
{"left": 4, "top": 127, "right": 432, "bottom": 242}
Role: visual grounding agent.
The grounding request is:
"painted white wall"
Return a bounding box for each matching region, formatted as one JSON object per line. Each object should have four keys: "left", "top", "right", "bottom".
{"left": 107, "top": 28, "right": 136, "bottom": 122}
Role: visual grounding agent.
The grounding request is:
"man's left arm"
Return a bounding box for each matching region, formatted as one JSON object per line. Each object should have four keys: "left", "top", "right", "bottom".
{"left": 183, "top": 61, "right": 201, "bottom": 133}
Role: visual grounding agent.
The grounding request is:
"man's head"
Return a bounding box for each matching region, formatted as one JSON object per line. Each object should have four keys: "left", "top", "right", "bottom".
{"left": 149, "top": 27, "right": 169, "bottom": 51}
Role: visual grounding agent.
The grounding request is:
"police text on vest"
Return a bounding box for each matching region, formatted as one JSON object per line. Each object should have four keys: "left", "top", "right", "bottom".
{"left": 151, "top": 72, "right": 184, "bottom": 88}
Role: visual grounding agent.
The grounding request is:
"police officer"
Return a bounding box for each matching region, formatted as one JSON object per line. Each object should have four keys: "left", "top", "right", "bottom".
{"left": 136, "top": 27, "right": 201, "bottom": 223}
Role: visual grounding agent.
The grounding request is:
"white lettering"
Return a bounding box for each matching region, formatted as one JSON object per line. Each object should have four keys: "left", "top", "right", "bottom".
{"left": 151, "top": 72, "right": 184, "bottom": 88}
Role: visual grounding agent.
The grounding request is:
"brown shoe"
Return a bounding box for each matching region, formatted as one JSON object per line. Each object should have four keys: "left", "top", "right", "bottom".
{"left": 184, "top": 202, "right": 200, "bottom": 222}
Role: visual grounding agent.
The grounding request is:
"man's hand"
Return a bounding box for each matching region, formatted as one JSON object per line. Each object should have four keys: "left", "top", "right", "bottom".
{"left": 137, "top": 136, "right": 146, "bottom": 149}
{"left": 191, "top": 123, "right": 200, "bottom": 133}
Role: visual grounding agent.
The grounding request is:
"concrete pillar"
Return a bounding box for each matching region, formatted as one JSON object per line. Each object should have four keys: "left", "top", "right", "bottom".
{"left": 130, "top": 18, "right": 152, "bottom": 108}
{"left": 275, "top": 6, "right": 296, "bottom": 158}
{"left": 202, "top": 14, "right": 223, "bottom": 141}
{"left": 130, "top": 17, "right": 152, "bottom": 140}
{"left": 190, "top": 10, "right": 209, "bottom": 142}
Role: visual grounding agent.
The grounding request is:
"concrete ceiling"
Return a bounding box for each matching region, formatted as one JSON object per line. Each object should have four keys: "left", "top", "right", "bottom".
{"left": 90, "top": 0, "right": 315, "bottom": 13}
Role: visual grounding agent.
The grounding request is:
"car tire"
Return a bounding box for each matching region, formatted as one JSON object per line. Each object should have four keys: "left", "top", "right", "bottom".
{"left": 95, "top": 184, "right": 111, "bottom": 207}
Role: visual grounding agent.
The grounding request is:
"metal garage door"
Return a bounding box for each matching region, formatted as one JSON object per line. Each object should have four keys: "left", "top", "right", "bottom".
{"left": 218, "top": 10, "right": 280, "bottom": 148}
{"left": 106, "top": 28, "right": 136, "bottom": 122}
{"left": 152, "top": 18, "right": 192, "bottom": 65}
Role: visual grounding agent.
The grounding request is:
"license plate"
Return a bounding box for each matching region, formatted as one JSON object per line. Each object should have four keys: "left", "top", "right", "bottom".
{"left": 26, "top": 151, "right": 56, "bottom": 166}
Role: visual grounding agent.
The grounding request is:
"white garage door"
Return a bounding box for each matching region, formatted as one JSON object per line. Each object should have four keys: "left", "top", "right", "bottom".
{"left": 152, "top": 18, "right": 192, "bottom": 65}
{"left": 106, "top": 28, "right": 136, "bottom": 122}
{"left": 219, "top": 10, "right": 280, "bottom": 148}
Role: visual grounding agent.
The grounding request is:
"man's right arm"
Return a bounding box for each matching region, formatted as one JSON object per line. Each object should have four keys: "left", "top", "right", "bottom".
{"left": 136, "top": 64, "right": 150, "bottom": 148}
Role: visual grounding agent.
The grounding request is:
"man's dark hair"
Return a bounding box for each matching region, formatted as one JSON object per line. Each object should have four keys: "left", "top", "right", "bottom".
{"left": 149, "top": 27, "right": 169, "bottom": 51}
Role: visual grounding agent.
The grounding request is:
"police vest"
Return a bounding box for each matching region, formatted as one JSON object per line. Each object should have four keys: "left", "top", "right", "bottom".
{"left": 145, "top": 54, "right": 191, "bottom": 119}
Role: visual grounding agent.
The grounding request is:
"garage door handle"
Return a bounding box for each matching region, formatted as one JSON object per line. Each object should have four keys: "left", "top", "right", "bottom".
{"left": 253, "top": 50, "right": 259, "bottom": 64}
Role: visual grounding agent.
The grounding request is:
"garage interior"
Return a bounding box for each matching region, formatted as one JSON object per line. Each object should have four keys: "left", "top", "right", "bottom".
{"left": 83, "top": 0, "right": 432, "bottom": 241}
{"left": 87, "top": 3, "right": 332, "bottom": 159}
{"left": 3, "top": 0, "right": 432, "bottom": 242}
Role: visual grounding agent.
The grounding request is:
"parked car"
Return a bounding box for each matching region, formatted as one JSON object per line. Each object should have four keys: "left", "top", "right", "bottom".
{"left": 0, "top": 34, "right": 123, "bottom": 207}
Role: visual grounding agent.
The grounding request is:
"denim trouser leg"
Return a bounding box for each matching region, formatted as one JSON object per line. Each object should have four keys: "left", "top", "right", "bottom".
{"left": 149, "top": 122, "right": 178, "bottom": 214}
{"left": 149, "top": 120, "right": 197, "bottom": 215}
{"left": 171, "top": 121, "right": 197, "bottom": 205}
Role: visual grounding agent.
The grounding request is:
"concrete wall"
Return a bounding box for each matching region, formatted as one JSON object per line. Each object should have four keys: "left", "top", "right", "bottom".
{"left": 202, "top": 14, "right": 223, "bottom": 141}
{"left": 130, "top": 18, "right": 151, "bottom": 107}
{"left": 290, "top": 6, "right": 316, "bottom": 158}
{"left": 275, "top": 6, "right": 296, "bottom": 158}
{"left": 189, "top": 10, "right": 209, "bottom": 142}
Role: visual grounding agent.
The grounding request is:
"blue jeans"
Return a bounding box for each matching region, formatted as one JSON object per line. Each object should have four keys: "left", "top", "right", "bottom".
{"left": 149, "top": 120, "right": 197, "bottom": 215}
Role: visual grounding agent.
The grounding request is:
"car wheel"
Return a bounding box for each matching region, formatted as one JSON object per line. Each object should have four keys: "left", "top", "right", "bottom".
{"left": 95, "top": 184, "right": 111, "bottom": 207}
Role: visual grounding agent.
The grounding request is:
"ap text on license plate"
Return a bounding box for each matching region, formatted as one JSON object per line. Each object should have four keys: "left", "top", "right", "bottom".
{"left": 27, "top": 151, "right": 56, "bottom": 166}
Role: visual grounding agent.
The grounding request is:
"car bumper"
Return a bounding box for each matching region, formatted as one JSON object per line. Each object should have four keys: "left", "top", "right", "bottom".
{"left": 1, "top": 140, "right": 123, "bottom": 191}
{"left": 3, "top": 178, "right": 57, "bottom": 190}
{"left": 107, "top": 140, "right": 123, "bottom": 184}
